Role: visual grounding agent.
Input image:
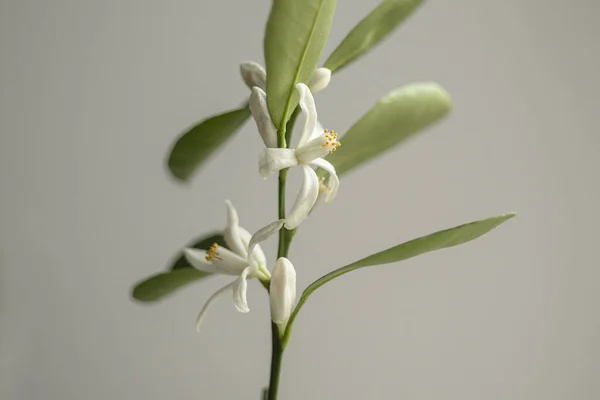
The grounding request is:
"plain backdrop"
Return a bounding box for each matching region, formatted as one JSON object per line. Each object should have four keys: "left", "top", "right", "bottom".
{"left": 1, "top": 0, "right": 599, "bottom": 399}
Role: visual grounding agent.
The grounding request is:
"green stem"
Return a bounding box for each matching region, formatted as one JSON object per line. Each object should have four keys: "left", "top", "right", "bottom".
{"left": 268, "top": 123, "right": 298, "bottom": 400}
{"left": 269, "top": 170, "right": 293, "bottom": 400}
{"left": 277, "top": 169, "right": 289, "bottom": 258}
{"left": 284, "top": 107, "right": 301, "bottom": 148}
{"left": 267, "top": 322, "right": 283, "bottom": 400}
{"left": 267, "top": 105, "right": 303, "bottom": 399}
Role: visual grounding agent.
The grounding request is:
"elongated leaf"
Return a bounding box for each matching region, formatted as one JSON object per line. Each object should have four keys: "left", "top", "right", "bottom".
{"left": 325, "top": 0, "right": 423, "bottom": 73}
{"left": 283, "top": 213, "right": 515, "bottom": 342}
{"left": 170, "top": 233, "right": 226, "bottom": 270}
{"left": 326, "top": 82, "right": 451, "bottom": 176}
{"left": 132, "top": 269, "right": 212, "bottom": 302}
{"left": 265, "top": 0, "right": 336, "bottom": 129}
{"left": 167, "top": 106, "right": 250, "bottom": 181}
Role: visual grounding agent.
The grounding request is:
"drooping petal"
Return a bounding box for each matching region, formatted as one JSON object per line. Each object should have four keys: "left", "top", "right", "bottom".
{"left": 183, "top": 248, "right": 220, "bottom": 274}
{"left": 249, "top": 87, "right": 278, "bottom": 148}
{"left": 223, "top": 200, "right": 248, "bottom": 258}
{"left": 232, "top": 266, "right": 256, "bottom": 313}
{"left": 309, "top": 158, "right": 339, "bottom": 203}
{"left": 240, "top": 61, "right": 266, "bottom": 91}
{"left": 295, "top": 83, "right": 318, "bottom": 148}
{"left": 258, "top": 148, "right": 298, "bottom": 179}
{"left": 238, "top": 227, "right": 267, "bottom": 268}
{"left": 285, "top": 165, "right": 320, "bottom": 229}
{"left": 269, "top": 257, "right": 297, "bottom": 325}
{"left": 196, "top": 281, "right": 235, "bottom": 332}
{"left": 309, "top": 68, "right": 331, "bottom": 93}
{"left": 247, "top": 219, "right": 286, "bottom": 260}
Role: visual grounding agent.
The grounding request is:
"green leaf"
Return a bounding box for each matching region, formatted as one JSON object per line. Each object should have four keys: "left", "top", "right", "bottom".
{"left": 326, "top": 82, "right": 451, "bottom": 176}
{"left": 169, "top": 233, "right": 226, "bottom": 270}
{"left": 131, "top": 269, "right": 212, "bottom": 303}
{"left": 325, "top": 0, "right": 423, "bottom": 73}
{"left": 167, "top": 106, "right": 250, "bottom": 181}
{"left": 264, "top": 0, "right": 336, "bottom": 129}
{"left": 283, "top": 213, "right": 516, "bottom": 343}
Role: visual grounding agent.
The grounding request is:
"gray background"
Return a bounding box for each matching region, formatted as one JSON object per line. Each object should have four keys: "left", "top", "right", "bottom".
{"left": 1, "top": 0, "right": 598, "bottom": 399}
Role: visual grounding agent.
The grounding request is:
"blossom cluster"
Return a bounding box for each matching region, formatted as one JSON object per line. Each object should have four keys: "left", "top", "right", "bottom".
{"left": 184, "top": 62, "right": 336, "bottom": 331}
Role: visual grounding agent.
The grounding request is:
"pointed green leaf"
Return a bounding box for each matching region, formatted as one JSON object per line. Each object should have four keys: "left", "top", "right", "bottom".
{"left": 283, "top": 213, "right": 516, "bottom": 341}
{"left": 131, "top": 269, "right": 212, "bottom": 302}
{"left": 325, "top": 0, "right": 423, "bottom": 73}
{"left": 264, "top": 0, "right": 337, "bottom": 129}
{"left": 167, "top": 106, "right": 250, "bottom": 181}
{"left": 169, "top": 232, "right": 226, "bottom": 270}
{"left": 326, "top": 82, "right": 451, "bottom": 176}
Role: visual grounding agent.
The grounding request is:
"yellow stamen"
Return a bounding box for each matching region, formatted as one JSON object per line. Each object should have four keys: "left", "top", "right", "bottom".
{"left": 205, "top": 242, "right": 220, "bottom": 262}
{"left": 320, "top": 129, "right": 341, "bottom": 153}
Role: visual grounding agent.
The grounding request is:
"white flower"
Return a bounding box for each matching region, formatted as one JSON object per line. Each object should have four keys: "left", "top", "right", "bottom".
{"left": 242, "top": 61, "right": 331, "bottom": 149}
{"left": 184, "top": 200, "right": 284, "bottom": 331}
{"left": 269, "top": 257, "right": 296, "bottom": 328}
{"left": 250, "top": 83, "right": 340, "bottom": 229}
{"left": 240, "top": 61, "right": 331, "bottom": 94}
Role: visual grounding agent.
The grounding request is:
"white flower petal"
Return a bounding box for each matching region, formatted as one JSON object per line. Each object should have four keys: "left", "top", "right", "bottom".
{"left": 249, "top": 87, "right": 278, "bottom": 148}
{"left": 186, "top": 245, "right": 248, "bottom": 275}
{"left": 183, "top": 248, "right": 220, "bottom": 274}
{"left": 309, "top": 158, "right": 339, "bottom": 203}
{"left": 269, "top": 257, "right": 296, "bottom": 325}
{"left": 295, "top": 135, "right": 330, "bottom": 165}
{"left": 258, "top": 148, "right": 298, "bottom": 179}
{"left": 295, "top": 83, "right": 318, "bottom": 148}
{"left": 238, "top": 227, "right": 267, "bottom": 268}
{"left": 223, "top": 200, "right": 248, "bottom": 258}
{"left": 309, "top": 68, "right": 331, "bottom": 93}
{"left": 240, "top": 61, "right": 266, "bottom": 90}
{"left": 285, "top": 165, "right": 320, "bottom": 229}
{"left": 309, "top": 120, "right": 325, "bottom": 143}
{"left": 196, "top": 281, "right": 235, "bottom": 332}
{"left": 232, "top": 266, "right": 255, "bottom": 313}
{"left": 247, "top": 219, "right": 286, "bottom": 259}
{"left": 212, "top": 246, "right": 249, "bottom": 275}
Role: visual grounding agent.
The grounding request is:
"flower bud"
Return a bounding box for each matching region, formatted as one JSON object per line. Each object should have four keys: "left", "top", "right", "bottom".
{"left": 240, "top": 61, "right": 266, "bottom": 90}
{"left": 309, "top": 67, "right": 331, "bottom": 93}
{"left": 249, "top": 87, "right": 278, "bottom": 149}
{"left": 269, "top": 257, "right": 297, "bottom": 325}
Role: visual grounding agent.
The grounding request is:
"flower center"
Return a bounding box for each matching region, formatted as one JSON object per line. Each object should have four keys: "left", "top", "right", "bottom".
{"left": 321, "top": 129, "right": 341, "bottom": 153}
{"left": 205, "top": 243, "right": 221, "bottom": 262}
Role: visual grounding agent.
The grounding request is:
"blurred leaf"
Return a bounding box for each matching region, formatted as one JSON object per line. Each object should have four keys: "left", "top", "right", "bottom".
{"left": 325, "top": 0, "right": 423, "bottom": 73}
{"left": 131, "top": 269, "right": 212, "bottom": 303}
{"left": 167, "top": 106, "right": 250, "bottom": 181}
{"left": 326, "top": 82, "right": 451, "bottom": 176}
{"left": 265, "top": 0, "right": 336, "bottom": 129}
{"left": 284, "top": 213, "right": 516, "bottom": 339}
{"left": 170, "top": 233, "right": 226, "bottom": 270}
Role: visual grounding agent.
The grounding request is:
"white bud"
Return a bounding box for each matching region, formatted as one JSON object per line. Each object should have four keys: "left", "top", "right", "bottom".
{"left": 249, "top": 87, "right": 278, "bottom": 148}
{"left": 240, "top": 61, "right": 266, "bottom": 90}
{"left": 269, "top": 257, "right": 297, "bottom": 325}
{"left": 309, "top": 67, "right": 331, "bottom": 93}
